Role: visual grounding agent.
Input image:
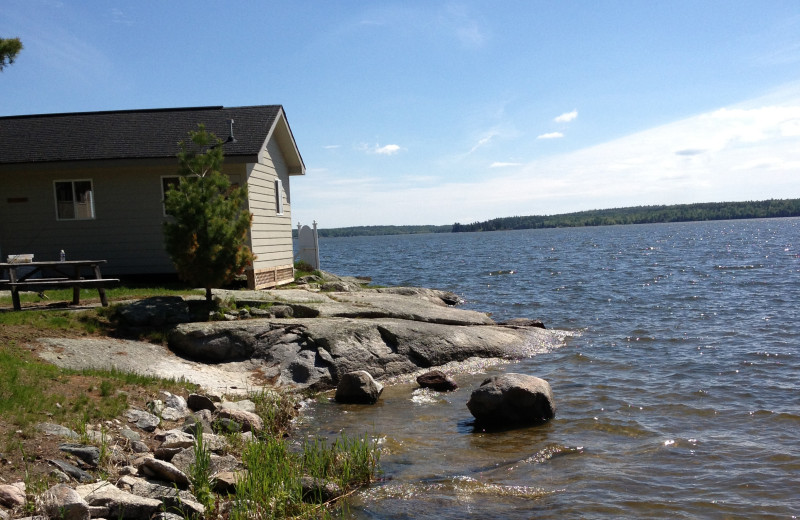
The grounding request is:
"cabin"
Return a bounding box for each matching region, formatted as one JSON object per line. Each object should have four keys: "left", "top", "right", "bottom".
{"left": 0, "top": 105, "right": 305, "bottom": 289}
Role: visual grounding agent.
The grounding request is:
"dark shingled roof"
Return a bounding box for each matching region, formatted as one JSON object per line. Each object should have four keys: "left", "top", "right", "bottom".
{"left": 0, "top": 105, "right": 287, "bottom": 165}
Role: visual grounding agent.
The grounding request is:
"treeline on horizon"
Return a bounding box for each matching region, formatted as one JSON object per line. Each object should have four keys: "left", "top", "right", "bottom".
{"left": 305, "top": 199, "right": 800, "bottom": 237}
{"left": 452, "top": 199, "right": 800, "bottom": 232}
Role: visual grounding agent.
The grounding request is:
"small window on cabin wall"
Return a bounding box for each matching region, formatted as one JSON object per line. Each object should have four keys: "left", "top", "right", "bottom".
{"left": 275, "top": 178, "right": 284, "bottom": 215}
{"left": 161, "top": 176, "right": 180, "bottom": 216}
{"left": 54, "top": 180, "right": 95, "bottom": 220}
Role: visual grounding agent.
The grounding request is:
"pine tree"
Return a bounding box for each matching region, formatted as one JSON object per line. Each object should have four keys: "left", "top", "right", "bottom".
{"left": 164, "top": 124, "right": 255, "bottom": 303}
{"left": 0, "top": 37, "right": 23, "bottom": 71}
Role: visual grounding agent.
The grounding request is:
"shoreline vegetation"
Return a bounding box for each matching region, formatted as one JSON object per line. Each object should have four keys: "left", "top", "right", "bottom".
{"left": 303, "top": 198, "right": 800, "bottom": 238}
{"left": 0, "top": 277, "right": 382, "bottom": 519}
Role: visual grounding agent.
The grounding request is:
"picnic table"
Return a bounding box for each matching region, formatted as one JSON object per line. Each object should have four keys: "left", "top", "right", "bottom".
{"left": 0, "top": 260, "right": 120, "bottom": 311}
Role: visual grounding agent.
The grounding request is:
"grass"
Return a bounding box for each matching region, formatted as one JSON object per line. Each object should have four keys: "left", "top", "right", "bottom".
{"left": 0, "top": 342, "right": 196, "bottom": 434}
{"left": 0, "top": 283, "right": 205, "bottom": 307}
{"left": 0, "top": 282, "right": 383, "bottom": 518}
{"left": 230, "top": 433, "right": 380, "bottom": 519}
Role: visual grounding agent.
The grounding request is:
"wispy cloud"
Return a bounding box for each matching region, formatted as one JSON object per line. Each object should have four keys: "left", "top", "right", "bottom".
{"left": 442, "top": 4, "right": 488, "bottom": 49}
{"left": 110, "top": 8, "right": 135, "bottom": 25}
{"left": 323, "top": 145, "right": 340, "bottom": 150}
{"left": 490, "top": 162, "right": 522, "bottom": 168}
{"left": 554, "top": 110, "right": 578, "bottom": 123}
{"left": 357, "top": 142, "right": 403, "bottom": 155}
{"left": 537, "top": 132, "right": 564, "bottom": 140}
{"left": 469, "top": 130, "right": 500, "bottom": 153}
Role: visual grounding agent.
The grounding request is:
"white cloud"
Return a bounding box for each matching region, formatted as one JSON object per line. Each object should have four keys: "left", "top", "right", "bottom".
{"left": 374, "top": 144, "right": 402, "bottom": 155}
{"left": 323, "top": 145, "right": 340, "bottom": 150}
{"left": 358, "top": 143, "right": 403, "bottom": 155}
{"left": 537, "top": 132, "right": 564, "bottom": 139}
{"left": 554, "top": 110, "right": 578, "bottom": 123}
{"left": 490, "top": 162, "right": 522, "bottom": 168}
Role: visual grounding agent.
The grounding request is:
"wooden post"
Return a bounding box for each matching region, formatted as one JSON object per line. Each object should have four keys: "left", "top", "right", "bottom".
{"left": 93, "top": 264, "right": 109, "bottom": 306}
{"left": 8, "top": 265, "right": 21, "bottom": 311}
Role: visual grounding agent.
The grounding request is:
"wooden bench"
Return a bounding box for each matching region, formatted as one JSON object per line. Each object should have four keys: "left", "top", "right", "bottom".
{"left": 7, "top": 278, "right": 120, "bottom": 307}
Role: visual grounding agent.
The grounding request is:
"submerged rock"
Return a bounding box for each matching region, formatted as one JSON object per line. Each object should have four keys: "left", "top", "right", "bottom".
{"left": 467, "top": 373, "right": 556, "bottom": 429}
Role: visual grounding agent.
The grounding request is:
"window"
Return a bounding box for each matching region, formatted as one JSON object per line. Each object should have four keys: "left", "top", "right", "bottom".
{"left": 54, "top": 180, "right": 95, "bottom": 220}
{"left": 275, "top": 178, "right": 284, "bottom": 215}
{"left": 161, "top": 176, "right": 180, "bottom": 216}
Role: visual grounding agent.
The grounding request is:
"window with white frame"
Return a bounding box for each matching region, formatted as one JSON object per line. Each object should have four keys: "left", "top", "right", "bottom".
{"left": 54, "top": 180, "right": 95, "bottom": 220}
{"left": 275, "top": 178, "right": 284, "bottom": 215}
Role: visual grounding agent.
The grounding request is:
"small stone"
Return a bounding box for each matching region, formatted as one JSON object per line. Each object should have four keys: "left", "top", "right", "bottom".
{"left": 187, "top": 394, "right": 216, "bottom": 412}
{"left": 182, "top": 412, "right": 213, "bottom": 436}
{"left": 416, "top": 370, "right": 458, "bottom": 391}
{"left": 219, "top": 399, "right": 256, "bottom": 413}
{"left": 270, "top": 305, "right": 294, "bottom": 318}
{"left": 215, "top": 408, "right": 263, "bottom": 433}
{"left": 139, "top": 458, "right": 190, "bottom": 487}
{"left": 59, "top": 443, "right": 101, "bottom": 467}
{"left": 125, "top": 409, "right": 160, "bottom": 432}
{"left": 0, "top": 482, "right": 26, "bottom": 508}
{"left": 300, "top": 476, "right": 342, "bottom": 503}
{"left": 213, "top": 470, "right": 245, "bottom": 494}
{"left": 154, "top": 446, "right": 183, "bottom": 461}
{"left": 41, "top": 484, "right": 90, "bottom": 520}
{"left": 212, "top": 417, "right": 242, "bottom": 435}
{"left": 118, "top": 465, "right": 138, "bottom": 476}
{"left": 130, "top": 440, "right": 151, "bottom": 453}
{"left": 47, "top": 459, "right": 94, "bottom": 483}
{"left": 119, "top": 427, "right": 141, "bottom": 442}
{"left": 36, "top": 422, "right": 79, "bottom": 439}
{"left": 50, "top": 469, "right": 72, "bottom": 483}
{"left": 76, "top": 480, "right": 163, "bottom": 520}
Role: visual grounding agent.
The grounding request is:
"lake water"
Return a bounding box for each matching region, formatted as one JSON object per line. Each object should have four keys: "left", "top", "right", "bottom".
{"left": 294, "top": 218, "right": 800, "bottom": 518}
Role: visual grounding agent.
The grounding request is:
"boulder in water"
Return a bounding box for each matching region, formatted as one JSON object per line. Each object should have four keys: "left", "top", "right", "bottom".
{"left": 335, "top": 371, "right": 383, "bottom": 404}
{"left": 466, "top": 373, "right": 555, "bottom": 428}
{"left": 416, "top": 370, "right": 458, "bottom": 391}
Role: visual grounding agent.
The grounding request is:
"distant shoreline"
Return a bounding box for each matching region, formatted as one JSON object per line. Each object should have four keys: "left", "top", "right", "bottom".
{"left": 298, "top": 198, "right": 800, "bottom": 238}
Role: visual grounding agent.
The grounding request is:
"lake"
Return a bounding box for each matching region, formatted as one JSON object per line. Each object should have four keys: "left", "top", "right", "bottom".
{"left": 294, "top": 218, "right": 800, "bottom": 518}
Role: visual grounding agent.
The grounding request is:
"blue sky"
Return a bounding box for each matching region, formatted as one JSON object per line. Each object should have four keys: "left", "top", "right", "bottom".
{"left": 3, "top": 1, "right": 800, "bottom": 228}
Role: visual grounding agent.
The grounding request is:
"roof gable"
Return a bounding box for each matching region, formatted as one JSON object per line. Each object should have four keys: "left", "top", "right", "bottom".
{"left": 0, "top": 105, "right": 304, "bottom": 172}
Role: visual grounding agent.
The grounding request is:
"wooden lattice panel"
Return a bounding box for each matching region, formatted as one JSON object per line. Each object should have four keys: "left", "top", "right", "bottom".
{"left": 247, "top": 264, "right": 295, "bottom": 290}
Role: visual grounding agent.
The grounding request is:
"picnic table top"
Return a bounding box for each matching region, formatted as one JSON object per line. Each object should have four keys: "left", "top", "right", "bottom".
{"left": 0, "top": 260, "right": 107, "bottom": 268}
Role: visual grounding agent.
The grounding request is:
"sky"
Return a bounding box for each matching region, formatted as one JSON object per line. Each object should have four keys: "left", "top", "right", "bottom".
{"left": 2, "top": 1, "right": 800, "bottom": 228}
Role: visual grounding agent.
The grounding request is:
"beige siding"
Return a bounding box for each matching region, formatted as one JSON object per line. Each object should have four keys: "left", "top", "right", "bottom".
{"left": 245, "top": 137, "right": 294, "bottom": 274}
{"left": 0, "top": 161, "right": 249, "bottom": 276}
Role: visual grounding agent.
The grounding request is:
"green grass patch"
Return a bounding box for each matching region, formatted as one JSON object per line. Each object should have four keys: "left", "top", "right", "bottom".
{"left": 0, "top": 342, "right": 195, "bottom": 435}
{"left": 0, "top": 284, "right": 204, "bottom": 307}
{"left": 230, "top": 432, "right": 380, "bottom": 519}
{"left": 0, "top": 343, "right": 67, "bottom": 428}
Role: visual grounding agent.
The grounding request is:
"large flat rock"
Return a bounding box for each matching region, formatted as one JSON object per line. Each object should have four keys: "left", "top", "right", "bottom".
{"left": 169, "top": 315, "right": 559, "bottom": 390}
{"left": 36, "top": 284, "right": 563, "bottom": 392}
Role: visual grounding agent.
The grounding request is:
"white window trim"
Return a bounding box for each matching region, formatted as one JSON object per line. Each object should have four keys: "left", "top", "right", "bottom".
{"left": 275, "top": 178, "right": 284, "bottom": 215}
{"left": 54, "top": 179, "right": 95, "bottom": 221}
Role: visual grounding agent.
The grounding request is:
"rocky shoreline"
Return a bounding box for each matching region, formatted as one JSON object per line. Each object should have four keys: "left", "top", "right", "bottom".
{"left": 2, "top": 272, "right": 563, "bottom": 519}
{"left": 35, "top": 272, "right": 561, "bottom": 393}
